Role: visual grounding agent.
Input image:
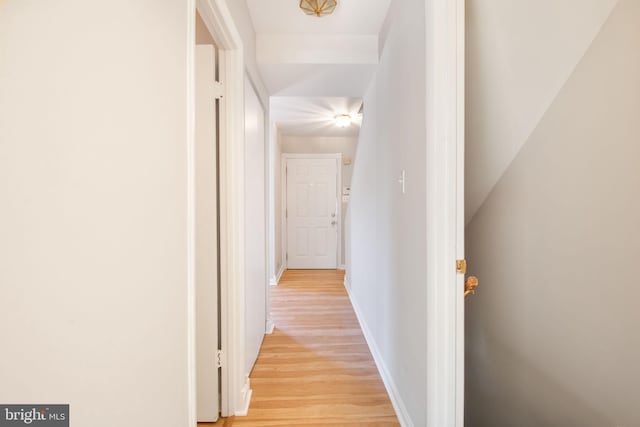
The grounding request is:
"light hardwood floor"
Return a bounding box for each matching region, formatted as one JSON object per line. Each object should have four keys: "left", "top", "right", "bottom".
{"left": 199, "top": 269, "right": 399, "bottom": 426}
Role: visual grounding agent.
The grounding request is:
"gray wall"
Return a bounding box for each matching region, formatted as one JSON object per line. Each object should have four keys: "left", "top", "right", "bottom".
{"left": 464, "top": 0, "right": 617, "bottom": 222}
{"left": 465, "top": 1, "right": 640, "bottom": 426}
{"left": 346, "top": 0, "right": 427, "bottom": 424}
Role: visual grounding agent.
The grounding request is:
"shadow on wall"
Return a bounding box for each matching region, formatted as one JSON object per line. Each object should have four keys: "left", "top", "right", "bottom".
{"left": 465, "top": 328, "right": 614, "bottom": 427}
{"left": 464, "top": 1, "right": 640, "bottom": 426}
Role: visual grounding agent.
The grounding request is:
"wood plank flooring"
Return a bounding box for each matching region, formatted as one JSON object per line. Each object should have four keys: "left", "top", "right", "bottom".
{"left": 199, "top": 269, "right": 399, "bottom": 426}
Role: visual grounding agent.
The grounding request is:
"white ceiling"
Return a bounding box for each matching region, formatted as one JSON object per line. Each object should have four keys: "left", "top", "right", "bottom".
{"left": 271, "top": 97, "right": 362, "bottom": 137}
{"left": 465, "top": 0, "right": 618, "bottom": 222}
{"left": 246, "top": 0, "right": 392, "bottom": 35}
{"left": 245, "top": 0, "right": 392, "bottom": 138}
{"left": 258, "top": 64, "right": 376, "bottom": 97}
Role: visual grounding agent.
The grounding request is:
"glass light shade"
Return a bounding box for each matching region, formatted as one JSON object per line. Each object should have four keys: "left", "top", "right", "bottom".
{"left": 335, "top": 114, "right": 352, "bottom": 128}
{"left": 300, "top": 0, "right": 338, "bottom": 17}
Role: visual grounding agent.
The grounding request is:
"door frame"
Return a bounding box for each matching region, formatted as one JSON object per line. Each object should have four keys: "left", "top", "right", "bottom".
{"left": 424, "top": 0, "right": 465, "bottom": 426}
{"left": 280, "top": 153, "right": 343, "bottom": 270}
{"left": 189, "top": 0, "right": 251, "bottom": 422}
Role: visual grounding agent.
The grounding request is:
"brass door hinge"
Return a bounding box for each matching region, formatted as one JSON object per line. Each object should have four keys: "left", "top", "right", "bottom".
{"left": 456, "top": 259, "right": 467, "bottom": 275}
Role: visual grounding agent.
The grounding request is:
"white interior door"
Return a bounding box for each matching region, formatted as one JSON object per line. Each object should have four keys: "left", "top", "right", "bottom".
{"left": 243, "top": 76, "right": 266, "bottom": 374}
{"left": 286, "top": 158, "right": 338, "bottom": 269}
{"left": 195, "top": 44, "right": 219, "bottom": 422}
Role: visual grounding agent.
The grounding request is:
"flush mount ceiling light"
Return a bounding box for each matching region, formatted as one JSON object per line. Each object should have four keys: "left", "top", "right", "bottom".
{"left": 335, "top": 114, "right": 352, "bottom": 128}
{"left": 300, "top": 0, "right": 337, "bottom": 17}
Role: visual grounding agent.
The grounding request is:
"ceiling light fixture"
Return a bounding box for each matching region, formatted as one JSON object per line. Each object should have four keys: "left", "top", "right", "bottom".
{"left": 300, "top": 0, "right": 337, "bottom": 17}
{"left": 335, "top": 114, "right": 352, "bottom": 128}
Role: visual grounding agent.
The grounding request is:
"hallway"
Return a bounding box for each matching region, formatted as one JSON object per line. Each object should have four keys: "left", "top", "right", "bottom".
{"left": 201, "top": 270, "right": 399, "bottom": 426}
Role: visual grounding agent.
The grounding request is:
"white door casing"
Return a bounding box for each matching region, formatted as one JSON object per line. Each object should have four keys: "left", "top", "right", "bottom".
{"left": 454, "top": 0, "right": 466, "bottom": 421}
{"left": 195, "top": 44, "right": 219, "bottom": 422}
{"left": 285, "top": 157, "right": 339, "bottom": 269}
{"left": 425, "top": 0, "right": 465, "bottom": 425}
{"left": 195, "top": 0, "right": 252, "bottom": 418}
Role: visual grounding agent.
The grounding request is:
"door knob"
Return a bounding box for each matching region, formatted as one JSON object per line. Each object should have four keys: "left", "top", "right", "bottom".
{"left": 464, "top": 276, "right": 479, "bottom": 298}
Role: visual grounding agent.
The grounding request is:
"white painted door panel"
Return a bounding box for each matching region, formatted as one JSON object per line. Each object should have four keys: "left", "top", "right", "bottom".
{"left": 244, "top": 75, "right": 266, "bottom": 374}
{"left": 286, "top": 159, "right": 338, "bottom": 269}
{"left": 195, "top": 44, "right": 219, "bottom": 422}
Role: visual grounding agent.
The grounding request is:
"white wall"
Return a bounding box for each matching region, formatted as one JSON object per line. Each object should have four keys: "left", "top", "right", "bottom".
{"left": 346, "top": 0, "right": 427, "bottom": 424}
{"left": 465, "top": 2, "right": 640, "bottom": 426}
{"left": 244, "top": 76, "right": 266, "bottom": 374}
{"left": 281, "top": 135, "right": 357, "bottom": 267}
{"left": 0, "top": 1, "right": 190, "bottom": 426}
{"left": 225, "top": 0, "right": 268, "bottom": 106}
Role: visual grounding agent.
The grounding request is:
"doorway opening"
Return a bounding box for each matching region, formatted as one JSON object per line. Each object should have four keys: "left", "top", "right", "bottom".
{"left": 281, "top": 154, "right": 343, "bottom": 270}
{"left": 190, "top": 1, "right": 253, "bottom": 421}
{"left": 268, "top": 110, "right": 361, "bottom": 284}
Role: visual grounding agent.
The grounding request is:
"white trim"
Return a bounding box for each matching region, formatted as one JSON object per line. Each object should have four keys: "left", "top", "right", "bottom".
{"left": 337, "top": 264, "right": 346, "bottom": 270}
{"left": 425, "top": 0, "right": 465, "bottom": 426}
{"left": 196, "top": 0, "right": 241, "bottom": 48}
{"left": 277, "top": 263, "right": 285, "bottom": 282}
{"left": 261, "top": 83, "right": 271, "bottom": 363}
{"left": 269, "top": 263, "right": 285, "bottom": 286}
{"left": 455, "top": 0, "right": 466, "bottom": 422}
{"left": 282, "top": 153, "right": 344, "bottom": 159}
{"left": 265, "top": 319, "right": 275, "bottom": 334}
{"left": 235, "top": 375, "right": 253, "bottom": 416}
{"left": 345, "top": 278, "right": 413, "bottom": 427}
{"left": 221, "top": 46, "right": 251, "bottom": 418}
{"left": 279, "top": 154, "right": 288, "bottom": 272}
{"left": 196, "top": 0, "right": 250, "bottom": 418}
{"left": 281, "top": 153, "right": 343, "bottom": 270}
{"left": 280, "top": 155, "right": 287, "bottom": 270}
{"left": 267, "top": 122, "right": 279, "bottom": 306}
{"left": 186, "top": 1, "right": 197, "bottom": 425}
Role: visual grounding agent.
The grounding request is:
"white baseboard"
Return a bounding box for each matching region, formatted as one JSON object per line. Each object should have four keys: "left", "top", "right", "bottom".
{"left": 345, "top": 278, "right": 414, "bottom": 427}
{"left": 277, "top": 264, "right": 285, "bottom": 282}
{"left": 338, "top": 264, "right": 346, "bottom": 270}
{"left": 234, "top": 375, "right": 252, "bottom": 416}
{"left": 265, "top": 318, "right": 275, "bottom": 334}
{"left": 269, "top": 264, "right": 285, "bottom": 286}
